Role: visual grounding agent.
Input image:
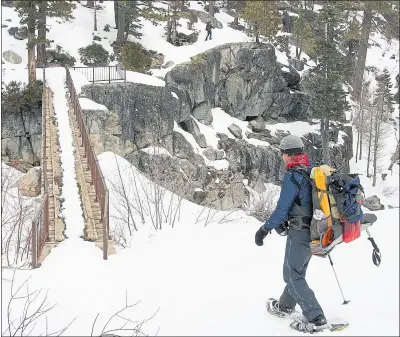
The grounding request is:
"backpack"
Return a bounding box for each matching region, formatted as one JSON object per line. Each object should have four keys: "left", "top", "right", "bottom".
{"left": 289, "top": 165, "right": 365, "bottom": 256}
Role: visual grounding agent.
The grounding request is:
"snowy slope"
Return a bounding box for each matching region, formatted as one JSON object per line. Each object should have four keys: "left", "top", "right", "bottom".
{"left": 1, "top": 2, "right": 399, "bottom": 336}
{"left": 2, "top": 152, "right": 399, "bottom": 336}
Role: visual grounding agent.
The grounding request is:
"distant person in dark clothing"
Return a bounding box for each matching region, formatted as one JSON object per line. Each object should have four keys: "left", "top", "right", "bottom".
{"left": 282, "top": 11, "right": 292, "bottom": 33}
{"left": 205, "top": 21, "right": 213, "bottom": 41}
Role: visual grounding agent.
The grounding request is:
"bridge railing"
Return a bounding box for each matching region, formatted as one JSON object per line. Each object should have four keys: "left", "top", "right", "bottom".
{"left": 66, "top": 68, "right": 109, "bottom": 260}
{"left": 71, "top": 65, "right": 126, "bottom": 83}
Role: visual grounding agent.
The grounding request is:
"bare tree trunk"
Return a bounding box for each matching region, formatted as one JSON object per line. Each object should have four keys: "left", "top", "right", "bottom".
{"left": 358, "top": 100, "right": 365, "bottom": 160}
{"left": 116, "top": 2, "right": 126, "bottom": 44}
{"left": 209, "top": 0, "right": 215, "bottom": 17}
{"left": 372, "top": 111, "right": 380, "bottom": 186}
{"left": 321, "top": 118, "right": 331, "bottom": 165}
{"left": 37, "top": 0, "right": 46, "bottom": 68}
{"left": 366, "top": 110, "right": 373, "bottom": 176}
{"left": 355, "top": 123, "right": 360, "bottom": 163}
{"left": 352, "top": 10, "right": 373, "bottom": 102}
{"left": 94, "top": 0, "right": 97, "bottom": 31}
{"left": 114, "top": 0, "right": 118, "bottom": 28}
{"left": 27, "top": 3, "right": 36, "bottom": 86}
{"left": 167, "top": 2, "right": 172, "bottom": 43}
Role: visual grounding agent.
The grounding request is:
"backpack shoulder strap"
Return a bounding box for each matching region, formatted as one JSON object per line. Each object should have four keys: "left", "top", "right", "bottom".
{"left": 288, "top": 168, "right": 313, "bottom": 186}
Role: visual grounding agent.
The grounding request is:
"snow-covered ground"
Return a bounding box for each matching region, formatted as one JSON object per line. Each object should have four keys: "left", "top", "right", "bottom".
{"left": 1, "top": 1, "right": 399, "bottom": 336}
{"left": 2, "top": 151, "right": 399, "bottom": 336}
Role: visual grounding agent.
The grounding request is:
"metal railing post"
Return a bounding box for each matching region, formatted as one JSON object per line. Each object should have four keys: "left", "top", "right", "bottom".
{"left": 32, "top": 220, "right": 37, "bottom": 268}
{"left": 103, "top": 190, "right": 109, "bottom": 260}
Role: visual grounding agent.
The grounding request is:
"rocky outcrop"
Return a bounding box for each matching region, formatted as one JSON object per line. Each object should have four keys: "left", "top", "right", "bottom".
{"left": 180, "top": 117, "right": 207, "bottom": 148}
{"left": 160, "top": 131, "right": 204, "bottom": 165}
{"left": 77, "top": 42, "right": 353, "bottom": 210}
{"left": 165, "top": 42, "right": 310, "bottom": 125}
{"left": 17, "top": 167, "right": 41, "bottom": 197}
{"left": 81, "top": 83, "right": 190, "bottom": 150}
{"left": 1, "top": 105, "right": 42, "bottom": 171}
{"left": 125, "top": 146, "right": 245, "bottom": 210}
{"left": 79, "top": 102, "right": 137, "bottom": 157}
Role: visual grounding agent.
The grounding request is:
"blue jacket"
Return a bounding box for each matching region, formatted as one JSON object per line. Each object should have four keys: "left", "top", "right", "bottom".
{"left": 263, "top": 167, "right": 313, "bottom": 230}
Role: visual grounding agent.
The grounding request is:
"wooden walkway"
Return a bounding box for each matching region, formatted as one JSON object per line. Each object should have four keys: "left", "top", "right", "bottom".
{"left": 37, "top": 87, "right": 114, "bottom": 266}
{"left": 37, "top": 88, "right": 64, "bottom": 264}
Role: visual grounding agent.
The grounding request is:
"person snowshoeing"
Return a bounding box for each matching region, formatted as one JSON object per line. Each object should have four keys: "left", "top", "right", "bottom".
{"left": 205, "top": 21, "right": 213, "bottom": 41}
{"left": 254, "top": 135, "right": 327, "bottom": 328}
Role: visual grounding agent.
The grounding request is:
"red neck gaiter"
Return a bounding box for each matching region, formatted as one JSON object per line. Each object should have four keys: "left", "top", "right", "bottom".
{"left": 286, "top": 153, "right": 310, "bottom": 169}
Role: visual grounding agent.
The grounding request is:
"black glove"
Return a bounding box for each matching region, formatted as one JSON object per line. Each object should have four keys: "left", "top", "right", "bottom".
{"left": 255, "top": 226, "right": 270, "bottom": 246}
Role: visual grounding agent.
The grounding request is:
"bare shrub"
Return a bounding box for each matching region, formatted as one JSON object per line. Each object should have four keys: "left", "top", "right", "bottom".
{"left": 107, "top": 152, "right": 198, "bottom": 247}
{"left": 380, "top": 184, "right": 399, "bottom": 198}
{"left": 1, "top": 163, "right": 38, "bottom": 268}
{"left": 244, "top": 184, "right": 279, "bottom": 222}
{"left": 2, "top": 270, "right": 155, "bottom": 336}
{"left": 2, "top": 269, "right": 75, "bottom": 336}
{"left": 91, "top": 291, "right": 158, "bottom": 337}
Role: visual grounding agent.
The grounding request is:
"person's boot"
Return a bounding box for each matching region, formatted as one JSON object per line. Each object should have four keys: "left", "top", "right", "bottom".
{"left": 290, "top": 315, "right": 328, "bottom": 332}
{"left": 310, "top": 315, "right": 327, "bottom": 327}
{"left": 266, "top": 298, "right": 293, "bottom": 318}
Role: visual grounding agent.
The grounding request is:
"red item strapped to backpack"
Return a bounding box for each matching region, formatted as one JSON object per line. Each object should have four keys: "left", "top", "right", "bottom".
{"left": 342, "top": 220, "right": 361, "bottom": 243}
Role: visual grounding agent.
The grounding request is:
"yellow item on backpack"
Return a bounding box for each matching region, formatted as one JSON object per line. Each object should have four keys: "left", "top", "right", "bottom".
{"left": 310, "top": 165, "right": 335, "bottom": 227}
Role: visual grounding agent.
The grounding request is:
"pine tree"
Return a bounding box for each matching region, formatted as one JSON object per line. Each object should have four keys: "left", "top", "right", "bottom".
{"left": 371, "top": 85, "right": 391, "bottom": 186}
{"left": 240, "top": 1, "right": 281, "bottom": 43}
{"left": 292, "top": 1, "right": 315, "bottom": 59}
{"left": 351, "top": 1, "right": 395, "bottom": 102}
{"left": 14, "top": 0, "right": 76, "bottom": 75}
{"left": 342, "top": 16, "right": 361, "bottom": 83}
{"left": 13, "top": 1, "right": 39, "bottom": 86}
{"left": 375, "top": 68, "right": 395, "bottom": 121}
{"left": 40, "top": 1, "right": 75, "bottom": 66}
{"left": 115, "top": 1, "right": 144, "bottom": 45}
{"left": 208, "top": 0, "right": 215, "bottom": 17}
{"left": 303, "top": 1, "right": 349, "bottom": 165}
{"left": 394, "top": 73, "right": 399, "bottom": 103}
{"left": 355, "top": 80, "right": 371, "bottom": 163}
{"left": 227, "top": 0, "right": 245, "bottom": 25}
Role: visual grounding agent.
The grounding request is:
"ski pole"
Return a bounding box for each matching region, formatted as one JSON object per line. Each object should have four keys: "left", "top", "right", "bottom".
{"left": 327, "top": 253, "right": 350, "bottom": 305}
{"left": 366, "top": 229, "right": 381, "bottom": 267}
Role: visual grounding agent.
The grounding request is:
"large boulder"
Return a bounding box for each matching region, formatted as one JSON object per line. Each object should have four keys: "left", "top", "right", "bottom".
{"left": 165, "top": 42, "right": 311, "bottom": 124}
{"left": 7, "top": 26, "right": 28, "bottom": 40}
{"left": 81, "top": 83, "right": 191, "bottom": 149}
{"left": 17, "top": 167, "right": 41, "bottom": 197}
{"left": 363, "top": 195, "right": 385, "bottom": 211}
{"left": 148, "top": 50, "right": 165, "bottom": 68}
{"left": 189, "top": 9, "right": 223, "bottom": 29}
{"left": 159, "top": 131, "right": 204, "bottom": 165}
{"left": 2, "top": 50, "right": 22, "bottom": 64}
{"left": 180, "top": 117, "right": 207, "bottom": 148}
{"left": 228, "top": 123, "right": 242, "bottom": 139}
{"left": 172, "top": 31, "right": 199, "bottom": 46}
